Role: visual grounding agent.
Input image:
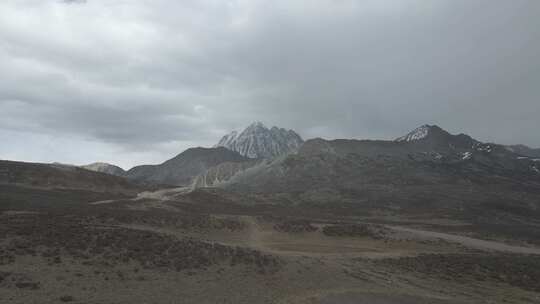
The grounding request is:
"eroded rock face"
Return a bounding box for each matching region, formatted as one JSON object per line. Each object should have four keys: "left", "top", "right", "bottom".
{"left": 215, "top": 122, "right": 304, "bottom": 159}
{"left": 191, "top": 159, "right": 261, "bottom": 189}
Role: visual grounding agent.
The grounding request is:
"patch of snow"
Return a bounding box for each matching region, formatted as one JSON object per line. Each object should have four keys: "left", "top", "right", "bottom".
{"left": 532, "top": 166, "right": 540, "bottom": 173}
{"left": 517, "top": 156, "right": 529, "bottom": 160}
{"left": 474, "top": 143, "right": 492, "bottom": 153}
{"left": 462, "top": 152, "right": 472, "bottom": 160}
{"left": 396, "top": 125, "right": 430, "bottom": 142}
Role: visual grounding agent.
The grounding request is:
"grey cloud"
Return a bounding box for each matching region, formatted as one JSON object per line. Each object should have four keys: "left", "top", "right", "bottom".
{"left": 61, "top": 0, "right": 87, "bottom": 4}
{"left": 1, "top": 0, "right": 539, "bottom": 168}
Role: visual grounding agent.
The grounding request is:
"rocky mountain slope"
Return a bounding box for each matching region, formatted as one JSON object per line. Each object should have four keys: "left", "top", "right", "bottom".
{"left": 215, "top": 122, "right": 304, "bottom": 159}
{"left": 191, "top": 159, "right": 262, "bottom": 189}
{"left": 81, "top": 162, "right": 125, "bottom": 176}
{"left": 0, "top": 160, "right": 141, "bottom": 195}
{"left": 220, "top": 125, "right": 540, "bottom": 217}
{"left": 505, "top": 144, "right": 540, "bottom": 158}
{"left": 125, "top": 147, "right": 249, "bottom": 186}
{"left": 395, "top": 124, "right": 478, "bottom": 148}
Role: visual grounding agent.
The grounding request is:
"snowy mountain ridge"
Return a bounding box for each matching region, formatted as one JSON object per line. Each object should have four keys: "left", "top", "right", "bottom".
{"left": 215, "top": 122, "right": 304, "bottom": 159}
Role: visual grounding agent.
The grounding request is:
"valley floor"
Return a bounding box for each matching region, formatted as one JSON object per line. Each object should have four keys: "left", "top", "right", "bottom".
{"left": 1, "top": 188, "right": 540, "bottom": 303}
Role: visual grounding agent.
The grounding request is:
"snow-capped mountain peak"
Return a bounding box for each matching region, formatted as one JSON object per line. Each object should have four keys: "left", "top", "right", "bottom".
{"left": 215, "top": 122, "right": 304, "bottom": 159}
{"left": 395, "top": 125, "right": 433, "bottom": 142}
{"left": 248, "top": 121, "right": 266, "bottom": 128}
{"left": 217, "top": 130, "right": 238, "bottom": 147}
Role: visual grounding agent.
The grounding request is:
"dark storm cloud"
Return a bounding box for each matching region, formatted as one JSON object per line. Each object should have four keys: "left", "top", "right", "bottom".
{"left": 1, "top": 0, "right": 539, "bottom": 168}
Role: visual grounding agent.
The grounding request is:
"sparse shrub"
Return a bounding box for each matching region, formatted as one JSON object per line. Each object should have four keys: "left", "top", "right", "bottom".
{"left": 322, "top": 223, "right": 386, "bottom": 239}
{"left": 0, "top": 213, "right": 280, "bottom": 274}
{"left": 273, "top": 220, "right": 317, "bottom": 233}
{"left": 60, "top": 295, "right": 74, "bottom": 302}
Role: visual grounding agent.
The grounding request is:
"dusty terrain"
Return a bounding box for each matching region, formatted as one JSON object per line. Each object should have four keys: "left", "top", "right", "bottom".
{"left": 1, "top": 187, "right": 540, "bottom": 304}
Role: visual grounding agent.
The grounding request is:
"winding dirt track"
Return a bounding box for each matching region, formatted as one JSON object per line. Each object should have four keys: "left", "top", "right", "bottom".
{"left": 388, "top": 225, "right": 540, "bottom": 255}
{"left": 90, "top": 187, "right": 191, "bottom": 205}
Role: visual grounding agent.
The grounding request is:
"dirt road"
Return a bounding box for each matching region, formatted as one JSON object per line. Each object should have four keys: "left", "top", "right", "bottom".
{"left": 388, "top": 225, "right": 540, "bottom": 255}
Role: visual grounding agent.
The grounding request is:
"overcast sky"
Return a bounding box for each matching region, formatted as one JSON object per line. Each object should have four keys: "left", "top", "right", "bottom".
{"left": 1, "top": 0, "right": 539, "bottom": 169}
